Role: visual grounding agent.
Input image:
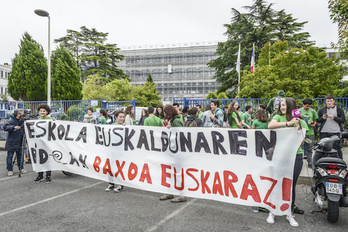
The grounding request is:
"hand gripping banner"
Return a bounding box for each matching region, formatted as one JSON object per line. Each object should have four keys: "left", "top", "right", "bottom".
{"left": 25, "top": 120, "right": 306, "bottom": 215}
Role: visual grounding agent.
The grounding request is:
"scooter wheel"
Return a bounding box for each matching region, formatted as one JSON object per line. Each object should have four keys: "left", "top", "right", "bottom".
{"left": 327, "top": 199, "right": 339, "bottom": 223}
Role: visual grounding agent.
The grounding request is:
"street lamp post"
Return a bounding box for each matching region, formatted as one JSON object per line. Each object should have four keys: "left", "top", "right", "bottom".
{"left": 34, "top": 9, "right": 51, "bottom": 107}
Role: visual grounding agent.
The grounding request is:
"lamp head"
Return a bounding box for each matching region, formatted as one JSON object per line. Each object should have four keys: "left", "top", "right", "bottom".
{"left": 34, "top": 9, "right": 49, "bottom": 17}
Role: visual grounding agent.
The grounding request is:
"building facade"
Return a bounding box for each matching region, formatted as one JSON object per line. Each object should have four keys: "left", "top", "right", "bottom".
{"left": 0, "top": 63, "right": 10, "bottom": 97}
{"left": 118, "top": 42, "right": 221, "bottom": 103}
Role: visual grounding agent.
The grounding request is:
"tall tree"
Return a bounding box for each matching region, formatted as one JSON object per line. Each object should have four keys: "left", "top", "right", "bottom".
{"left": 238, "top": 41, "right": 343, "bottom": 98}
{"left": 328, "top": 0, "right": 348, "bottom": 58}
{"left": 51, "top": 46, "right": 82, "bottom": 100}
{"left": 134, "top": 80, "right": 162, "bottom": 107}
{"left": 9, "top": 32, "right": 47, "bottom": 101}
{"left": 208, "top": 0, "right": 314, "bottom": 96}
{"left": 53, "top": 29, "right": 84, "bottom": 69}
{"left": 55, "top": 26, "right": 127, "bottom": 81}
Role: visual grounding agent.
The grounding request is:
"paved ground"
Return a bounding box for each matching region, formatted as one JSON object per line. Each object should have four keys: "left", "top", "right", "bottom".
{"left": 0, "top": 150, "right": 348, "bottom": 231}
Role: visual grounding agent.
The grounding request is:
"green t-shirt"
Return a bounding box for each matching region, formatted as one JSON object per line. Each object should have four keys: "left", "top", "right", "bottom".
{"left": 229, "top": 112, "right": 240, "bottom": 129}
{"left": 39, "top": 117, "right": 52, "bottom": 120}
{"left": 272, "top": 114, "right": 309, "bottom": 154}
{"left": 100, "top": 117, "right": 106, "bottom": 125}
{"left": 198, "top": 111, "right": 204, "bottom": 119}
{"left": 300, "top": 108, "right": 319, "bottom": 136}
{"left": 253, "top": 119, "right": 269, "bottom": 129}
{"left": 243, "top": 113, "right": 252, "bottom": 127}
{"left": 144, "top": 116, "right": 164, "bottom": 127}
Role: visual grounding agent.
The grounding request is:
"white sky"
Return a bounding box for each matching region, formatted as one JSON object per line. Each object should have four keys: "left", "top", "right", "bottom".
{"left": 0, "top": 0, "right": 337, "bottom": 64}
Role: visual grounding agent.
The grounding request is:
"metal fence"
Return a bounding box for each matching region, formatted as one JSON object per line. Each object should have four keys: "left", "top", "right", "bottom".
{"left": 0, "top": 99, "right": 138, "bottom": 140}
{"left": 173, "top": 97, "right": 348, "bottom": 113}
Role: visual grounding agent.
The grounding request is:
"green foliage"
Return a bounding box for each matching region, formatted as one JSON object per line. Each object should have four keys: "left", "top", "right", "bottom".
{"left": 205, "top": 92, "right": 218, "bottom": 99}
{"left": 51, "top": 46, "right": 82, "bottom": 100}
{"left": 54, "top": 26, "right": 127, "bottom": 81}
{"left": 9, "top": 32, "right": 47, "bottom": 101}
{"left": 217, "top": 92, "right": 228, "bottom": 99}
{"left": 238, "top": 41, "right": 343, "bottom": 98}
{"left": 208, "top": 0, "right": 314, "bottom": 95}
{"left": 134, "top": 80, "right": 162, "bottom": 107}
{"left": 328, "top": 0, "right": 348, "bottom": 58}
{"left": 82, "top": 74, "right": 108, "bottom": 100}
{"left": 105, "top": 79, "right": 135, "bottom": 101}
{"left": 334, "top": 81, "right": 348, "bottom": 97}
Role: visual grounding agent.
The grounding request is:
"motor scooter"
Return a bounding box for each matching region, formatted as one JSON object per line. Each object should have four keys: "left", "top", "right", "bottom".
{"left": 311, "top": 132, "right": 348, "bottom": 223}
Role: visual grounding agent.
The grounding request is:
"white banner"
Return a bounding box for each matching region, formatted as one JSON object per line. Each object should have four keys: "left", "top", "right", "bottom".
{"left": 25, "top": 120, "right": 306, "bottom": 215}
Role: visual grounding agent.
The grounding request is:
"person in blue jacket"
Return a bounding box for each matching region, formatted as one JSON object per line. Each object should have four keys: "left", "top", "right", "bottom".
{"left": 4, "top": 109, "right": 26, "bottom": 176}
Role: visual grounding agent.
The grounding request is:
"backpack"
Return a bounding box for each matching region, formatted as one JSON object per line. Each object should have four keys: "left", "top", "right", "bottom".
{"left": 222, "top": 111, "right": 230, "bottom": 128}
{"left": 273, "top": 97, "right": 283, "bottom": 111}
{"left": 186, "top": 118, "right": 198, "bottom": 127}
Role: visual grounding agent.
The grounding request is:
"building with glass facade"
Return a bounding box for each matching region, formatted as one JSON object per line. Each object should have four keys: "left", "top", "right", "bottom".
{"left": 118, "top": 41, "right": 221, "bottom": 103}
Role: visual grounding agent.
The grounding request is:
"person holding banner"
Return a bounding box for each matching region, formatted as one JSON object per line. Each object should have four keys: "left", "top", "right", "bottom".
{"left": 159, "top": 104, "right": 186, "bottom": 203}
{"left": 83, "top": 107, "right": 97, "bottom": 124}
{"left": 252, "top": 109, "right": 269, "bottom": 129}
{"left": 267, "top": 98, "right": 308, "bottom": 227}
{"left": 105, "top": 110, "right": 125, "bottom": 192}
{"left": 34, "top": 103, "right": 55, "bottom": 183}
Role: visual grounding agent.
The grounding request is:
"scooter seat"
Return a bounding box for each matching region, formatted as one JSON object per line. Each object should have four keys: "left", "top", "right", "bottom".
{"left": 315, "top": 157, "right": 347, "bottom": 168}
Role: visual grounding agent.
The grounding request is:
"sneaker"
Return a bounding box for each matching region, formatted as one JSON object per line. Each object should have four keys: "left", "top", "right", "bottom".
{"left": 21, "top": 169, "right": 27, "bottom": 174}
{"left": 34, "top": 175, "right": 44, "bottom": 182}
{"left": 171, "top": 196, "right": 186, "bottom": 203}
{"left": 114, "top": 185, "right": 124, "bottom": 193}
{"left": 286, "top": 215, "right": 299, "bottom": 227}
{"left": 46, "top": 176, "right": 52, "bottom": 184}
{"left": 105, "top": 184, "right": 115, "bottom": 192}
{"left": 266, "top": 212, "right": 275, "bottom": 224}
{"left": 159, "top": 194, "right": 174, "bottom": 200}
{"left": 7, "top": 171, "right": 13, "bottom": 176}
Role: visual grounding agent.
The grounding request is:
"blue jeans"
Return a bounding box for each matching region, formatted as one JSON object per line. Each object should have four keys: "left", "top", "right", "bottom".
{"left": 6, "top": 150, "right": 23, "bottom": 171}
{"left": 320, "top": 132, "right": 342, "bottom": 159}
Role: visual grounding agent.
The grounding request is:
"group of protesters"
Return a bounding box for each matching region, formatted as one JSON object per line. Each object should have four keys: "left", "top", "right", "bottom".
{"left": 3, "top": 91, "right": 346, "bottom": 228}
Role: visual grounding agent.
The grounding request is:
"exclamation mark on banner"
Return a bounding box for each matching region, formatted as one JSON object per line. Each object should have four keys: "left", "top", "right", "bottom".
{"left": 280, "top": 178, "right": 292, "bottom": 211}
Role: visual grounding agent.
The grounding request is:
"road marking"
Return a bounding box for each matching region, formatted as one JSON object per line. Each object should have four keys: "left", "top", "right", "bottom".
{"left": 0, "top": 181, "right": 102, "bottom": 217}
{"left": 145, "top": 198, "right": 197, "bottom": 232}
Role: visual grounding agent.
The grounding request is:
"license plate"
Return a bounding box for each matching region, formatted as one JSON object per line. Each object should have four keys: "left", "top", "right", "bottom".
{"left": 326, "top": 182, "right": 343, "bottom": 194}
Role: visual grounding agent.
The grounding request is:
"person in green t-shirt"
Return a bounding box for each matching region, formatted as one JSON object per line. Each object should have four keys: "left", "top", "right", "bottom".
{"left": 299, "top": 98, "right": 319, "bottom": 167}
{"left": 196, "top": 105, "right": 204, "bottom": 119}
{"left": 267, "top": 98, "right": 308, "bottom": 227}
{"left": 227, "top": 100, "right": 242, "bottom": 129}
{"left": 99, "top": 109, "right": 107, "bottom": 125}
{"left": 144, "top": 106, "right": 164, "bottom": 127}
{"left": 242, "top": 105, "right": 253, "bottom": 129}
{"left": 34, "top": 103, "right": 55, "bottom": 184}
{"left": 252, "top": 109, "right": 269, "bottom": 129}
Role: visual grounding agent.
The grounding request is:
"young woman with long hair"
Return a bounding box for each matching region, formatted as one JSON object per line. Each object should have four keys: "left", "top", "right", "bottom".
{"left": 266, "top": 98, "right": 308, "bottom": 227}
{"left": 155, "top": 105, "right": 165, "bottom": 120}
{"left": 226, "top": 100, "right": 242, "bottom": 129}
{"left": 159, "top": 104, "right": 185, "bottom": 203}
{"left": 124, "top": 105, "right": 136, "bottom": 125}
{"left": 252, "top": 109, "right": 269, "bottom": 129}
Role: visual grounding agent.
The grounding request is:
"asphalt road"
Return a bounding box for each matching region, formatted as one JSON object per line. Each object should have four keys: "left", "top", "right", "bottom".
{"left": 0, "top": 151, "right": 347, "bottom": 232}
